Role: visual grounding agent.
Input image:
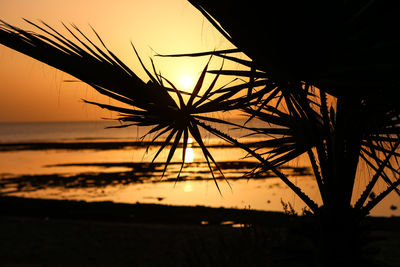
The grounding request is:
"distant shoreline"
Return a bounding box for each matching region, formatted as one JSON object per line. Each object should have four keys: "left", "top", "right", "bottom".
{"left": 0, "top": 140, "right": 240, "bottom": 151}
{"left": 0, "top": 120, "right": 107, "bottom": 124}
{"left": 0, "top": 139, "right": 293, "bottom": 152}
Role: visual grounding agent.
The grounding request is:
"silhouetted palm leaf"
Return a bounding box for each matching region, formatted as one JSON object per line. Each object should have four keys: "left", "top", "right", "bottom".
{"left": 0, "top": 20, "right": 232, "bottom": 186}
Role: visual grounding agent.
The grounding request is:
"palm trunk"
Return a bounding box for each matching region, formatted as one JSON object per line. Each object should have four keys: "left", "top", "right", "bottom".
{"left": 325, "top": 97, "right": 362, "bottom": 212}
{"left": 312, "top": 208, "right": 371, "bottom": 266}
{"left": 314, "top": 97, "right": 370, "bottom": 266}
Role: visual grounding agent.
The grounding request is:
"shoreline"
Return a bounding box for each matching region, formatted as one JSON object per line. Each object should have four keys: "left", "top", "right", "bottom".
{"left": 1, "top": 196, "right": 399, "bottom": 227}
{"left": 0, "top": 196, "right": 292, "bottom": 226}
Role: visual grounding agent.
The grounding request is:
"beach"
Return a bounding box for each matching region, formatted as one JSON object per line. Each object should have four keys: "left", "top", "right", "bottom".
{"left": 1, "top": 196, "right": 400, "bottom": 266}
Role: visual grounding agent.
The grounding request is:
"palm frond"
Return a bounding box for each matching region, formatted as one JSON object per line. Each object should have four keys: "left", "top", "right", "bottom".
{"left": 0, "top": 20, "right": 238, "bottom": 182}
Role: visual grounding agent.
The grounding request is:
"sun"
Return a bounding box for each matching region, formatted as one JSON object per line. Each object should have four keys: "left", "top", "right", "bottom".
{"left": 180, "top": 75, "right": 194, "bottom": 90}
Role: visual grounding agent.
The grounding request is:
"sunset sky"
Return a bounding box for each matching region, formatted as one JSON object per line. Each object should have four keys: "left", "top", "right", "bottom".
{"left": 0, "top": 0, "right": 239, "bottom": 122}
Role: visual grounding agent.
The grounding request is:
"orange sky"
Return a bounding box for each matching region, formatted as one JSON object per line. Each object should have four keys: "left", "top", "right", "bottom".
{"left": 0, "top": 0, "right": 240, "bottom": 122}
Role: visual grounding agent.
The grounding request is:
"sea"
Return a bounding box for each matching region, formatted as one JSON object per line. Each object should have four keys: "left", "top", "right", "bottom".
{"left": 0, "top": 120, "right": 398, "bottom": 217}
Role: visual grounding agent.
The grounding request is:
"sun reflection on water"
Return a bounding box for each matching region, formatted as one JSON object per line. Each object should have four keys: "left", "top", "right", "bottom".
{"left": 184, "top": 137, "right": 195, "bottom": 163}
{"left": 184, "top": 148, "right": 194, "bottom": 163}
{"left": 183, "top": 182, "right": 193, "bottom": 192}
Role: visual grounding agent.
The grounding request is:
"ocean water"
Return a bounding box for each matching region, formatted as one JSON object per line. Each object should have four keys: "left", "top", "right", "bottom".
{"left": 0, "top": 119, "right": 260, "bottom": 143}
{"left": 0, "top": 121, "right": 152, "bottom": 142}
{"left": 0, "top": 120, "right": 399, "bottom": 217}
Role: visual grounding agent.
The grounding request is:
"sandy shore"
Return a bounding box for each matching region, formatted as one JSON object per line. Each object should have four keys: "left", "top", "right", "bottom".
{"left": 0, "top": 196, "right": 399, "bottom": 266}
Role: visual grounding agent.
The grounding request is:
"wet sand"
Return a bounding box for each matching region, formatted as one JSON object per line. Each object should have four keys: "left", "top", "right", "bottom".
{"left": 0, "top": 196, "right": 399, "bottom": 266}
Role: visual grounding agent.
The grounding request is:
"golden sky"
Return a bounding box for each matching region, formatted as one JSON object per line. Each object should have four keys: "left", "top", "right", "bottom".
{"left": 0, "top": 0, "right": 239, "bottom": 122}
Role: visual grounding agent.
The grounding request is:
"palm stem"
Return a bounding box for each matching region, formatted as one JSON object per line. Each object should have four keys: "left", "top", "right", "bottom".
{"left": 307, "top": 149, "right": 327, "bottom": 205}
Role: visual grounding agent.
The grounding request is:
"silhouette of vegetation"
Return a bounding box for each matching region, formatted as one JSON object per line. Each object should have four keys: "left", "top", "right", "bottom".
{"left": 1, "top": 1, "right": 400, "bottom": 265}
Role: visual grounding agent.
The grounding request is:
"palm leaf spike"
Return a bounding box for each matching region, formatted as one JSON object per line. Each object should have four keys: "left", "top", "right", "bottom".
{"left": 363, "top": 140, "right": 400, "bottom": 157}
{"left": 359, "top": 146, "right": 400, "bottom": 196}
{"left": 161, "top": 129, "right": 184, "bottom": 179}
{"left": 207, "top": 70, "right": 266, "bottom": 79}
{"left": 87, "top": 83, "right": 136, "bottom": 106}
{"left": 142, "top": 124, "right": 171, "bottom": 140}
{"left": 192, "top": 115, "right": 257, "bottom": 131}
{"left": 159, "top": 75, "right": 186, "bottom": 110}
{"left": 192, "top": 59, "right": 224, "bottom": 108}
{"left": 29, "top": 20, "right": 92, "bottom": 59}
{"left": 149, "top": 58, "right": 164, "bottom": 85}
{"left": 209, "top": 79, "right": 265, "bottom": 96}
{"left": 130, "top": 42, "right": 160, "bottom": 85}
{"left": 187, "top": 56, "right": 212, "bottom": 108}
{"left": 193, "top": 83, "right": 266, "bottom": 114}
{"left": 105, "top": 123, "right": 136, "bottom": 129}
{"left": 362, "top": 138, "right": 400, "bottom": 173}
{"left": 21, "top": 20, "right": 84, "bottom": 57}
{"left": 81, "top": 100, "right": 146, "bottom": 118}
{"left": 155, "top": 48, "right": 240, "bottom": 58}
{"left": 156, "top": 48, "right": 256, "bottom": 72}
{"left": 355, "top": 141, "right": 400, "bottom": 209}
{"left": 307, "top": 149, "right": 327, "bottom": 204}
{"left": 85, "top": 25, "right": 137, "bottom": 77}
{"left": 175, "top": 128, "right": 190, "bottom": 185}
{"left": 144, "top": 125, "right": 173, "bottom": 154}
{"left": 65, "top": 21, "right": 135, "bottom": 77}
{"left": 216, "top": 54, "right": 254, "bottom": 69}
{"left": 244, "top": 82, "right": 279, "bottom": 124}
{"left": 362, "top": 178, "right": 400, "bottom": 216}
{"left": 188, "top": 122, "right": 227, "bottom": 194}
{"left": 150, "top": 128, "right": 178, "bottom": 165}
{"left": 66, "top": 24, "right": 112, "bottom": 63}
{"left": 359, "top": 152, "right": 393, "bottom": 184}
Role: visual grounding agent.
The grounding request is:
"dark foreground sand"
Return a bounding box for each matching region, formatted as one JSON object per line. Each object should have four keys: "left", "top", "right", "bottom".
{"left": 0, "top": 197, "right": 399, "bottom": 266}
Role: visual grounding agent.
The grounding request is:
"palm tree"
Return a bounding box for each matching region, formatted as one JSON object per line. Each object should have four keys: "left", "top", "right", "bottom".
{"left": 187, "top": 1, "right": 400, "bottom": 265}
{"left": 1, "top": 1, "right": 400, "bottom": 265}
